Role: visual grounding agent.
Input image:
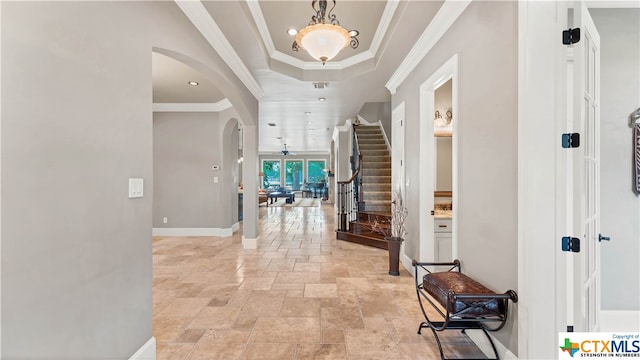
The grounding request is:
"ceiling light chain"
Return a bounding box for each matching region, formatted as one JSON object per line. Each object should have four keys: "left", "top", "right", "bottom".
{"left": 292, "top": 0, "right": 359, "bottom": 65}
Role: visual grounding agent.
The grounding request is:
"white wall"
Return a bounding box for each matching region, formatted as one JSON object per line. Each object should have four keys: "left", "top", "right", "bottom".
{"left": 590, "top": 8, "right": 640, "bottom": 311}
{"left": 393, "top": 1, "right": 518, "bottom": 353}
{"left": 0, "top": 1, "right": 258, "bottom": 357}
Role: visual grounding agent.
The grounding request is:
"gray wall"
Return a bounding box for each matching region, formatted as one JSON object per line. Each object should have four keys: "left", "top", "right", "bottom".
{"left": 337, "top": 131, "right": 352, "bottom": 182}
{"left": 393, "top": 1, "right": 518, "bottom": 353}
{"left": 153, "top": 112, "right": 225, "bottom": 229}
{"left": 434, "top": 79, "right": 453, "bottom": 119}
{"left": 359, "top": 102, "right": 392, "bottom": 143}
{"left": 591, "top": 9, "right": 640, "bottom": 311}
{"left": 1, "top": 1, "right": 257, "bottom": 358}
{"left": 436, "top": 137, "right": 452, "bottom": 191}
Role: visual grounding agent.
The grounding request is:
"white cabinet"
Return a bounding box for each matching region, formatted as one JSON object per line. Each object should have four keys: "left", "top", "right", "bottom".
{"left": 434, "top": 219, "right": 452, "bottom": 262}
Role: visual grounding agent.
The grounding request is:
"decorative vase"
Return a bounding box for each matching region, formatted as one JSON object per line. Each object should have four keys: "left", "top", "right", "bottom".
{"left": 386, "top": 236, "right": 404, "bottom": 276}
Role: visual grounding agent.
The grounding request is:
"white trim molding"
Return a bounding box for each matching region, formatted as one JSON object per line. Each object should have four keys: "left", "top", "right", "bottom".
{"left": 418, "top": 54, "right": 458, "bottom": 263}
{"left": 586, "top": 1, "right": 640, "bottom": 8}
{"left": 242, "top": 236, "right": 258, "bottom": 249}
{"left": 128, "top": 337, "right": 156, "bottom": 360}
{"left": 232, "top": 222, "right": 240, "bottom": 233}
{"left": 175, "top": 1, "right": 264, "bottom": 100}
{"left": 466, "top": 330, "right": 517, "bottom": 360}
{"left": 600, "top": 310, "right": 640, "bottom": 331}
{"left": 0, "top": 3, "right": 3, "bottom": 355}
{"left": 386, "top": 0, "right": 471, "bottom": 94}
{"left": 152, "top": 227, "right": 234, "bottom": 237}
{"left": 152, "top": 99, "right": 232, "bottom": 113}
{"left": 401, "top": 246, "right": 413, "bottom": 277}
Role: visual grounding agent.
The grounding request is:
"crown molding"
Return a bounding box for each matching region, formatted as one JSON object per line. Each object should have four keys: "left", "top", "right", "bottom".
{"left": 247, "top": 0, "right": 399, "bottom": 71}
{"left": 385, "top": 0, "right": 471, "bottom": 94}
{"left": 271, "top": 50, "right": 344, "bottom": 71}
{"left": 246, "top": 0, "right": 276, "bottom": 57}
{"left": 370, "top": 0, "right": 400, "bottom": 55}
{"left": 175, "top": 1, "right": 264, "bottom": 100}
{"left": 339, "top": 50, "right": 375, "bottom": 69}
{"left": 586, "top": 1, "right": 640, "bottom": 7}
{"left": 153, "top": 99, "right": 232, "bottom": 112}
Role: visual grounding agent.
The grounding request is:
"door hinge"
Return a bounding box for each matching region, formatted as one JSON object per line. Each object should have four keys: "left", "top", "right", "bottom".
{"left": 567, "top": 325, "right": 574, "bottom": 333}
{"left": 562, "top": 237, "right": 581, "bottom": 253}
{"left": 563, "top": 28, "right": 581, "bottom": 45}
{"left": 562, "top": 133, "right": 580, "bottom": 148}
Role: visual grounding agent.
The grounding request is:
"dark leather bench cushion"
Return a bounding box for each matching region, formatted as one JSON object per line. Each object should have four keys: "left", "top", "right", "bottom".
{"left": 423, "top": 272, "right": 505, "bottom": 318}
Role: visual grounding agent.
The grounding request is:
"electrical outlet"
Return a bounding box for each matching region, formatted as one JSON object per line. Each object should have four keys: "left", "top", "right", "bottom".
{"left": 163, "top": 217, "right": 168, "bottom": 224}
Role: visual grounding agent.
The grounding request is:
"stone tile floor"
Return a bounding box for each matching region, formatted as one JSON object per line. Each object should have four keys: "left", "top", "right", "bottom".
{"left": 153, "top": 203, "right": 485, "bottom": 359}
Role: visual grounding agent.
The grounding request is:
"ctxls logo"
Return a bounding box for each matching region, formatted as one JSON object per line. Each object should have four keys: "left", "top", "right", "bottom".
{"left": 560, "top": 338, "right": 580, "bottom": 357}
{"left": 558, "top": 333, "right": 640, "bottom": 358}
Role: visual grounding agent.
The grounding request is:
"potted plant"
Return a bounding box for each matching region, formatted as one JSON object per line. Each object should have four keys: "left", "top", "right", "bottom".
{"left": 372, "top": 188, "right": 408, "bottom": 276}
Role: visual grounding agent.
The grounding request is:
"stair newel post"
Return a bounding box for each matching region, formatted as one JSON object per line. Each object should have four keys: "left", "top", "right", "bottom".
{"left": 337, "top": 182, "right": 347, "bottom": 231}
{"left": 356, "top": 154, "right": 363, "bottom": 212}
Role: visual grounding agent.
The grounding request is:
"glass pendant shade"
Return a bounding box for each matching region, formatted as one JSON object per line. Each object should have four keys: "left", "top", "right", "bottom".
{"left": 296, "top": 24, "right": 350, "bottom": 64}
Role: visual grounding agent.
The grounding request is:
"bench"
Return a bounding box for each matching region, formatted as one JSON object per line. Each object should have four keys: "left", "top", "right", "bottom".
{"left": 412, "top": 259, "right": 518, "bottom": 360}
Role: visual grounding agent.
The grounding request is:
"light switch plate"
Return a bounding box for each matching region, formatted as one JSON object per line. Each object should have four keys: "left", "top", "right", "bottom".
{"left": 129, "top": 178, "right": 144, "bottom": 198}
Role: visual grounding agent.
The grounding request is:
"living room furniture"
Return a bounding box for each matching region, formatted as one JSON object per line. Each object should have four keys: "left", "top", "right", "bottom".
{"left": 258, "top": 190, "right": 269, "bottom": 207}
{"left": 412, "top": 259, "right": 518, "bottom": 360}
{"left": 307, "top": 182, "right": 325, "bottom": 198}
{"left": 268, "top": 191, "right": 295, "bottom": 204}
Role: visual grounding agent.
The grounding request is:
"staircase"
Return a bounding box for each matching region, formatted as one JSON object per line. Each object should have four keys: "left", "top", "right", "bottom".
{"left": 336, "top": 125, "right": 392, "bottom": 250}
{"left": 357, "top": 126, "right": 391, "bottom": 213}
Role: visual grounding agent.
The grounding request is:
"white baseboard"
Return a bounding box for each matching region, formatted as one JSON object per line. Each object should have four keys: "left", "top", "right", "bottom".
{"left": 600, "top": 310, "right": 640, "bottom": 331}
{"left": 242, "top": 236, "right": 258, "bottom": 249}
{"left": 232, "top": 222, "right": 240, "bottom": 233}
{"left": 129, "top": 337, "right": 156, "bottom": 360}
{"left": 152, "top": 227, "right": 233, "bottom": 237}
{"left": 466, "top": 329, "right": 516, "bottom": 360}
{"left": 401, "top": 251, "right": 414, "bottom": 276}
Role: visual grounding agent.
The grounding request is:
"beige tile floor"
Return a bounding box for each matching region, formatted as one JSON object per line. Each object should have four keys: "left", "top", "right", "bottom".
{"left": 153, "top": 203, "right": 485, "bottom": 359}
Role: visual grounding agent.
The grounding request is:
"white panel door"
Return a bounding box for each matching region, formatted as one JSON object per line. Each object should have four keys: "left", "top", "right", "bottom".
{"left": 571, "top": 0, "right": 601, "bottom": 332}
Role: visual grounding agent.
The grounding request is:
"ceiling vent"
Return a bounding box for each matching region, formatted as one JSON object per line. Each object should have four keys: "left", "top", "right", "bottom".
{"left": 313, "top": 82, "right": 329, "bottom": 89}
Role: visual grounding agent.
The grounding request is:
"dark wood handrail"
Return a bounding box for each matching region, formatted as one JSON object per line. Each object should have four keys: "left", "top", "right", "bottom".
{"left": 338, "top": 127, "right": 362, "bottom": 185}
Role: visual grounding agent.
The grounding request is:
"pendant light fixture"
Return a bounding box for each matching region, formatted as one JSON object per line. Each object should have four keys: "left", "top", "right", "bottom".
{"left": 292, "top": 0, "right": 359, "bottom": 65}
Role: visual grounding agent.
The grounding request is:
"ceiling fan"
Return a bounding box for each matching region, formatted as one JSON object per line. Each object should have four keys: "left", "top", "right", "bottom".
{"left": 281, "top": 143, "right": 295, "bottom": 156}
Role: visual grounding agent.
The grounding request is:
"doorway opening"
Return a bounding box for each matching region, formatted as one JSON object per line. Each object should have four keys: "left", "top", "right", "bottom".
{"left": 418, "top": 54, "right": 459, "bottom": 264}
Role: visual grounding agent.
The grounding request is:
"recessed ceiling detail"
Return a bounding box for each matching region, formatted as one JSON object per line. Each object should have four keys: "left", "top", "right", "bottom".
{"left": 245, "top": 0, "right": 400, "bottom": 80}
{"left": 180, "top": 0, "right": 446, "bottom": 154}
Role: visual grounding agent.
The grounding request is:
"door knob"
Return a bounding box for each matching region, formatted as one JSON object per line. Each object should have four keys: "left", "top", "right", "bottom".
{"left": 598, "top": 234, "right": 610, "bottom": 242}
